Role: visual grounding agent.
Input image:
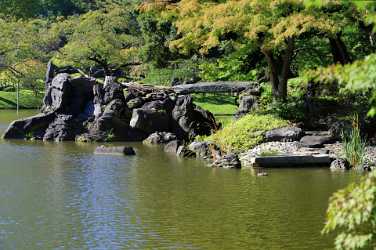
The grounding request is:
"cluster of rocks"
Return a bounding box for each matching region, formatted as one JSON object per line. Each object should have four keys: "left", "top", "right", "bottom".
{"left": 2, "top": 73, "right": 218, "bottom": 143}
{"left": 235, "top": 89, "right": 260, "bottom": 119}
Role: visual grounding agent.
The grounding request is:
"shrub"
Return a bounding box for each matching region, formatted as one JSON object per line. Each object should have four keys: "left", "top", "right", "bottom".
{"left": 341, "top": 115, "right": 367, "bottom": 169}
{"left": 203, "top": 114, "right": 288, "bottom": 152}
{"left": 259, "top": 83, "right": 306, "bottom": 122}
{"left": 323, "top": 171, "right": 376, "bottom": 249}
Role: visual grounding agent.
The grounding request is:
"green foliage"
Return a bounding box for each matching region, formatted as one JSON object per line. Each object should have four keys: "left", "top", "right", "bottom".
{"left": 259, "top": 82, "right": 306, "bottom": 121}
{"left": 55, "top": 7, "right": 141, "bottom": 72}
{"left": 323, "top": 171, "right": 376, "bottom": 249}
{"left": 204, "top": 114, "right": 288, "bottom": 152}
{"left": 304, "top": 54, "right": 376, "bottom": 116}
{"left": 341, "top": 115, "right": 367, "bottom": 169}
{"left": 142, "top": 60, "right": 199, "bottom": 85}
{"left": 138, "top": 12, "right": 176, "bottom": 67}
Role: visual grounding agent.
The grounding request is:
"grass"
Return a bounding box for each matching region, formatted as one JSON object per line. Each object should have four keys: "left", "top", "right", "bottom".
{"left": 0, "top": 90, "right": 42, "bottom": 109}
{"left": 193, "top": 93, "right": 238, "bottom": 115}
{"left": 341, "top": 115, "right": 367, "bottom": 169}
{"left": 200, "top": 114, "right": 289, "bottom": 153}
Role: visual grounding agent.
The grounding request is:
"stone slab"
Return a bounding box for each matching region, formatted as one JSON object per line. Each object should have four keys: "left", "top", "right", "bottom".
{"left": 250, "top": 154, "right": 332, "bottom": 168}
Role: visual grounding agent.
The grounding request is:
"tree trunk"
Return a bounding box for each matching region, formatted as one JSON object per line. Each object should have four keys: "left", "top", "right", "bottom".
{"left": 262, "top": 38, "right": 295, "bottom": 100}
{"left": 329, "top": 34, "right": 351, "bottom": 65}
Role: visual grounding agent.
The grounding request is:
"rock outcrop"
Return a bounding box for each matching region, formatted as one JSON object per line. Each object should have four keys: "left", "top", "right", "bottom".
{"left": 3, "top": 69, "right": 218, "bottom": 143}
{"left": 265, "top": 126, "right": 304, "bottom": 142}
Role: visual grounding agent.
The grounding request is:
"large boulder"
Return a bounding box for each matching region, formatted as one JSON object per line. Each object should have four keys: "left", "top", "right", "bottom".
{"left": 235, "top": 95, "right": 258, "bottom": 118}
{"left": 42, "top": 73, "right": 72, "bottom": 113}
{"left": 67, "top": 77, "right": 95, "bottom": 116}
{"left": 164, "top": 140, "right": 182, "bottom": 153}
{"left": 265, "top": 126, "right": 304, "bottom": 142}
{"left": 94, "top": 145, "right": 136, "bottom": 156}
{"left": 212, "top": 153, "right": 241, "bottom": 169}
{"left": 300, "top": 135, "right": 334, "bottom": 148}
{"left": 130, "top": 108, "right": 170, "bottom": 134}
{"left": 172, "top": 95, "right": 217, "bottom": 139}
{"left": 43, "top": 114, "right": 84, "bottom": 141}
{"left": 2, "top": 113, "right": 55, "bottom": 140}
{"left": 143, "top": 132, "right": 177, "bottom": 145}
{"left": 188, "top": 141, "right": 222, "bottom": 160}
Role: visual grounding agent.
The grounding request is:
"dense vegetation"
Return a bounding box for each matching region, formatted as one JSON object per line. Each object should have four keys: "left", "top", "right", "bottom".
{"left": 1, "top": 1, "right": 376, "bottom": 249}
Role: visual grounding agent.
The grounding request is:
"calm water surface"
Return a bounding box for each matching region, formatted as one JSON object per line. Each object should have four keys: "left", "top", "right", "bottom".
{"left": 0, "top": 109, "right": 358, "bottom": 250}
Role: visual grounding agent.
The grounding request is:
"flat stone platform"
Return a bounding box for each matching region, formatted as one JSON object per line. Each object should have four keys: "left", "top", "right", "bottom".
{"left": 247, "top": 154, "right": 332, "bottom": 168}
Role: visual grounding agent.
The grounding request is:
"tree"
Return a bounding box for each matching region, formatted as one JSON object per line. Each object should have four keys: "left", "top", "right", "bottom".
{"left": 165, "top": 0, "right": 343, "bottom": 99}
{"left": 0, "top": 0, "right": 42, "bottom": 18}
{"left": 54, "top": 6, "right": 142, "bottom": 78}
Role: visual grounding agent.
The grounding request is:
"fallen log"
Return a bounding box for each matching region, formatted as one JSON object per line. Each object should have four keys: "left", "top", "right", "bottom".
{"left": 172, "top": 81, "right": 259, "bottom": 94}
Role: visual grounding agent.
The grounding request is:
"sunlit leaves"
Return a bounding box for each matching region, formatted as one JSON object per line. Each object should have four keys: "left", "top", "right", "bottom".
{"left": 323, "top": 171, "right": 376, "bottom": 249}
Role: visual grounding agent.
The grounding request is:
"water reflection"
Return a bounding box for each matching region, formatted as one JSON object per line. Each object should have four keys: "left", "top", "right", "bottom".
{"left": 0, "top": 110, "right": 358, "bottom": 249}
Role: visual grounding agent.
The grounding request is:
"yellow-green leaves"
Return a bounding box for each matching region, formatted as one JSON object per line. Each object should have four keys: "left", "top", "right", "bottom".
{"left": 323, "top": 171, "right": 376, "bottom": 249}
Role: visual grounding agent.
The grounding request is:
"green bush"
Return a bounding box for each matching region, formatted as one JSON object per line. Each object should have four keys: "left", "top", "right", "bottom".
{"left": 202, "top": 114, "right": 288, "bottom": 152}
{"left": 323, "top": 171, "right": 376, "bottom": 250}
{"left": 259, "top": 83, "right": 306, "bottom": 122}
{"left": 341, "top": 115, "right": 367, "bottom": 169}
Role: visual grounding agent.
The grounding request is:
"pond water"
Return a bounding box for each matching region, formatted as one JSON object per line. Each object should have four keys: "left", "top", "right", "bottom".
{"left": 0, "top": 110, "right": 357, "bottom": 249}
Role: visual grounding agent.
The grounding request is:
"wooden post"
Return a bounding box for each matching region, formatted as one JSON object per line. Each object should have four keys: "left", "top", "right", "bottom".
{"left": 16, "top": 81, "right": 19, "bottom": 116}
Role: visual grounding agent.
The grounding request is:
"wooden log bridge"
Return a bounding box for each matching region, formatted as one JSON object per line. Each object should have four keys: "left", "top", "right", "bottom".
{"left": 172, "top": 81, "right": 259, "bottom": 94}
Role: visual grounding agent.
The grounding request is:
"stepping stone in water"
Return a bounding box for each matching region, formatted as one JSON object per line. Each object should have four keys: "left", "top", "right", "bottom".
{"left": 94, "top": 146, "right": 136, "bottom": 156}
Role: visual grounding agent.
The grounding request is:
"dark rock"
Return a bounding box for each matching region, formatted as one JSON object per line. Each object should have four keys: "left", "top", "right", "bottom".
{"left": 2, "top": 113, "right": 55, "bottom": 140}
{"left": 143, "top": 92, "right": 170, "bottom": 103}
{"left": 43, "top": 114, "right": 84, "bottom": 141}
{"left": 68, "top": 77, "right": 95, "bottom": 116}
{"left": 94, "top": 145, "right": 136, "bottom": 156}
{"left": 142, "top": 99, "right": 175, "bottom": 112}
{"left": 143, "top": 132, "right": 177, "bottom": 145}
{"left": 42, "top": 73, "right": 72, "bottom": 113}
{"left": 171, "top": 78, "right": 182, "bottom": 86}
{"left": 330, "top": 158, "right": 350, "bottom": 171}
{"left": 164, "top": 140, "right": 182, "bottom": 153}
{"left": 45, "top": 60, "right": 57, "bottom": 88}
{"left": 130, "top": 108, "right": 170, "bottom": 134}
{"left": 172, "top": 95, "right": 217, "bottom": 139}
{"left": 212, "top": 153, "right": 241, "bottom": 169}
{"left": 361, "top": 160, "right": 376, "bottom": 172}
{"left": 300, "top": 135, "right": 334, "bottom": 148}
{"left": 176, "top": 146, "right": 196, "bottom": 158}
{"left": 188, "top": 141, "right": 221, "bottom": 160}
{"left": 265, "top": 126, "right": 304, "bottom": 142}
{"left": 87, "top": 99, "right": 131, "bottom": 141}
{"left": 127, "top": 97, "right": 144, "bottom": 109}
{"left": 103, "top": 82, "right": 125, "bottom": 105}
{"left": 235, "top": 95, "right": 258, "bottom": 118}
{"left": 329, "top": 120, "right": 352, "bottom": 140}
{"left": 3, "top": 66, "right": 218, "bottom": 143}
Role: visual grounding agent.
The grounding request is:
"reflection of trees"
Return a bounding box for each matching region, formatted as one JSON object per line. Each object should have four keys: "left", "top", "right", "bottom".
{"left": 133, "top": 158, "right": 356, "bottom": 249}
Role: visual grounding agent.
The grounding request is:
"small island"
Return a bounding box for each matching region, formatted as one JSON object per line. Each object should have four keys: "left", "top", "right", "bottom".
{"left": 0, "top": 0, "right": 376, "bottom": 249}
